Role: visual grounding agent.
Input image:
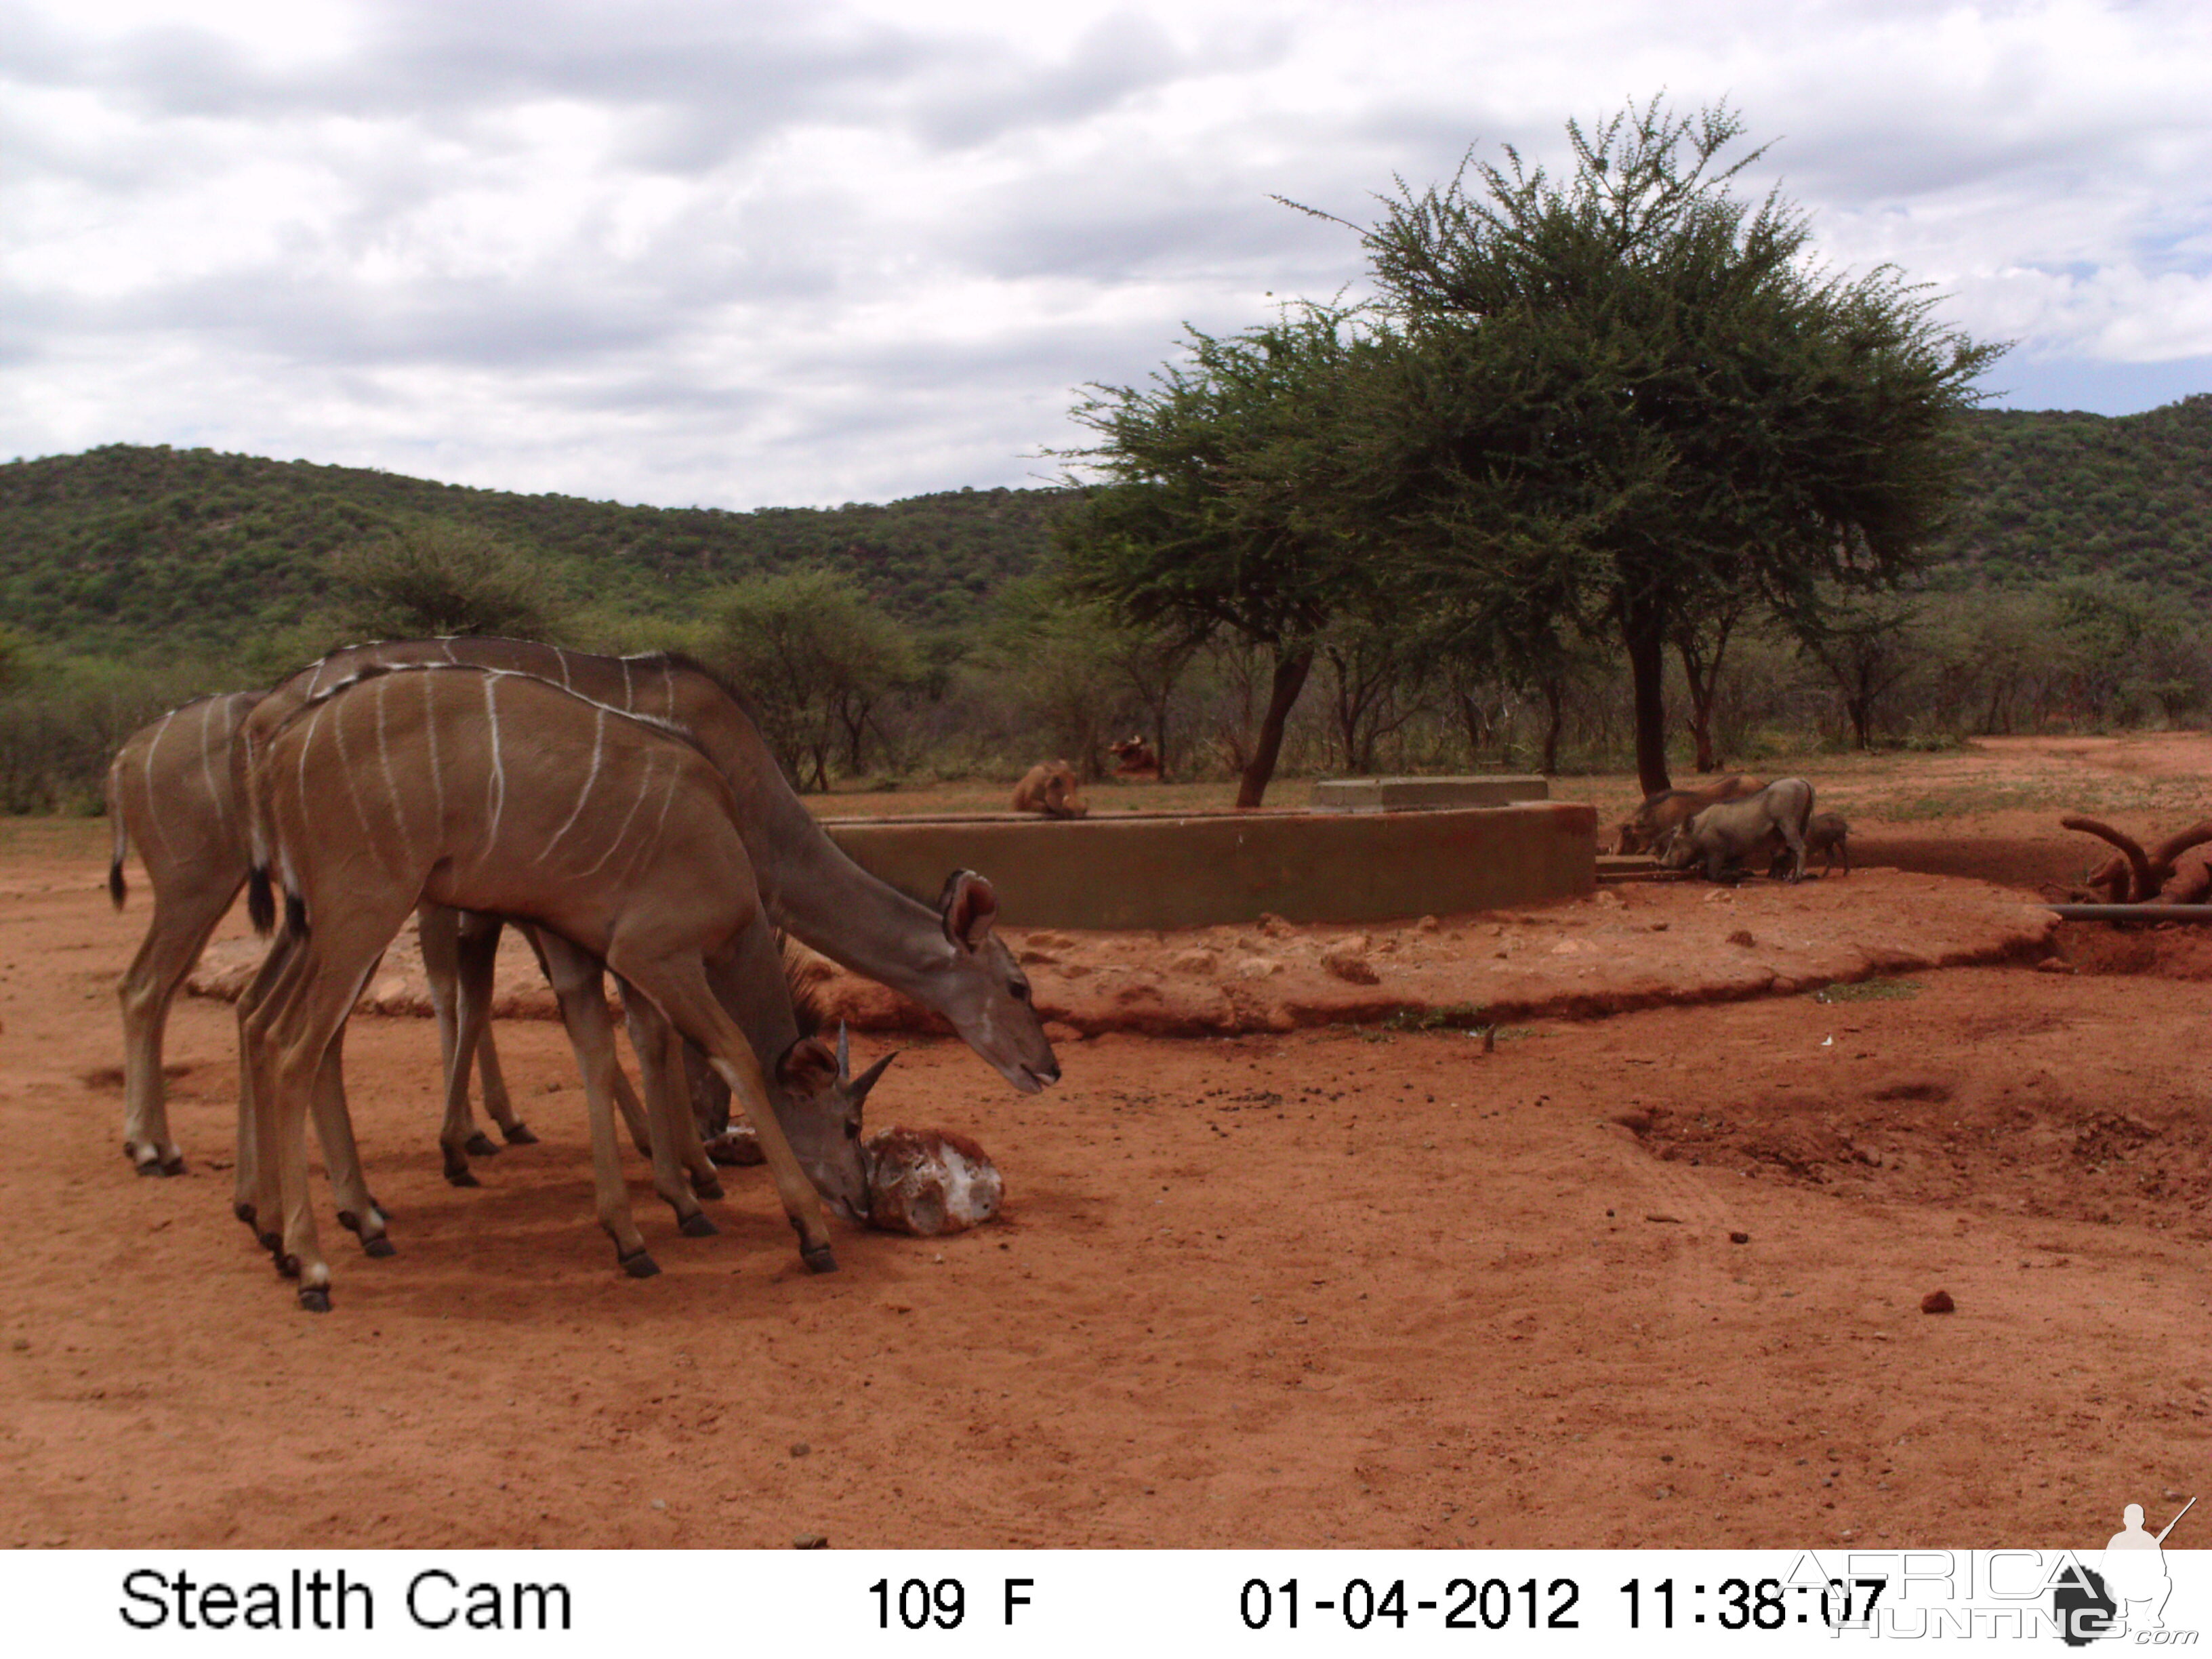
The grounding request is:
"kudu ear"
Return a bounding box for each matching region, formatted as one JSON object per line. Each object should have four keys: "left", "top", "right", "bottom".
{"left": 777, "top": 1035, "right": 840, "bottom": 1093}
{"left": 939, "top": 869, "right": 999, "bottom": 951}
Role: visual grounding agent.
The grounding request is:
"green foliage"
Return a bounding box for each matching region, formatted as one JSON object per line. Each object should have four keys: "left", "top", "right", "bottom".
{"left": 1812, "top": 979, "right": 1923, "bottom": 1003}
{"left": 330, "top": 520, "right": 569, "bottom": 642}
{"left": 1934, "top": 395, "right": 2212, "bottom": 602}
{"left": 708, "top": 568, "right": 920, "bottom": 790}
{"left": 1355, "top": 98, "right": 2003, "bottom": 790}
{"left": 0, "top": 444, "right": 1066, "bottom": 656}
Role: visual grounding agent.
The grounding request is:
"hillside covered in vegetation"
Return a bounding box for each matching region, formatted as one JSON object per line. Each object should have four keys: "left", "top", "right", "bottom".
{"left": 5, "top": 394, "right": 2209, "bottom": 659}
{"left": 1932, "top": 393, "right": 2212, "bottom": 601}
{"left": 0, "top": 444, "right": 1067, "bottom": 654}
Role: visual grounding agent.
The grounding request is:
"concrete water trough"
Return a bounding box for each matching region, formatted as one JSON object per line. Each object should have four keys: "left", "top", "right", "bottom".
{"left": 822, "top": 800, "right": 1597, "bottom": 931}
{"left": 1310, "top": 774, "right": 1549, "bottom": 811}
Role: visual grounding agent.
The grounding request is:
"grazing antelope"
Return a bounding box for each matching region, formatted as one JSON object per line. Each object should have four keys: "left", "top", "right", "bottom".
{"left": 239, "top": 663, "right": 872, "bottom": 1309}
{"left": 1011, "top": 759, "right": 1088, "bottom": 819}
{"left": 108, "top": 638, "right": 1059, "bottom": 1176}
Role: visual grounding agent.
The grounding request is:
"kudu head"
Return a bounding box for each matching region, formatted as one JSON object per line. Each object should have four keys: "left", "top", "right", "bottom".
{"left": 935, "top": 869, "right": 1061, "bottom": 1093}
{"left": 771, "top": 1024, "right": 896, "bottom": 1222}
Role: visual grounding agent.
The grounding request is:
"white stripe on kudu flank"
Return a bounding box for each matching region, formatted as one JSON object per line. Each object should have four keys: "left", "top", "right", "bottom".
{"left": 541, "top": 703, "right": 605, "bottom": 859}
{"left": 141, "top": 708, "right": 178, "bottom": 855}
{"left": 483, "top": 674, "right": 508, "bottom": 846}
{"left": 619, "top": 657, "right": 634, "bottom": 710}
{"left": 373, "top": 675, "right": 415, "bottom": 867}
{"left": 579, "top": 749, "right": 657, "bottom": 878}
{"left": 556, "top": 648, "right": 573, "bottom": 691}
{"left": 295, "top": 704, "right": 326, "bottom": 851}
{"left": 331, "top": 689, "right": 377, "bottom": 847}
{"left": 198, "top": 698, "right": 225, "bottom": 829}
{"left": 422, "top": 669, "right": 446, "bottom": 829}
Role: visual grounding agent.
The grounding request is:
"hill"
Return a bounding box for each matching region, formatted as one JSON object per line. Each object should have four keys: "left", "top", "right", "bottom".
{"left": 1931, "top": 392, "right": 2212, "bottom": 602}
{"left": 0, "top": 445, "right": 1069, "bottom": 655}
{"left": 5, "top": 392, "right": 2209, "bottom": 658}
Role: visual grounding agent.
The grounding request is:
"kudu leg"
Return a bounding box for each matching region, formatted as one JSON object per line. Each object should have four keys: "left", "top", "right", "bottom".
{"left": 518, "top": 921, "right": 653, "bottom": 1155}
{"left": 624, "top": 996, "right": 723, "bottom": 1202}
{"left": 533, "top": 935, "right": 661, "bottom": 1274}
{"left": 314, "top": 1023, "right": 391, "bottom": 1256}
{"left": 422, "top": 903, "right": 497, "bottom": 1178}
{"left": 117, "top": 878, "right": 240, "bottom": 1176}
{"left": 251, "top": 904, "right": 415, "bottom": 1310}
{"left": 232, "top": 930, "right": 299, "bottom": 1244}
{"left": 610, "top": 951, "right": 836, "bottom": 1273}
{"left": 456, "top": 909, "right": 533, "bottom": 1146}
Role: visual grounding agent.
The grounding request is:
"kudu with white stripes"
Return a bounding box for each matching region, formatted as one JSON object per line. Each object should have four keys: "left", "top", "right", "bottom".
{"left": 240, "top": 638, "right": 1059, "bottom": 1094}
{"left": 109, "top": 696, "right": 544, "bottom": 1177}
{"left": 241, "top": 663, "right": 855, "bottom": 1309}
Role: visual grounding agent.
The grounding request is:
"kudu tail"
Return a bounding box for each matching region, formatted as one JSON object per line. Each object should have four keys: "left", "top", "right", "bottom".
{"left": 105, "top": 769, "right": 128, "bottom": 909}
{"left": 247, "top": 865, "right": 277, "bottom": 935}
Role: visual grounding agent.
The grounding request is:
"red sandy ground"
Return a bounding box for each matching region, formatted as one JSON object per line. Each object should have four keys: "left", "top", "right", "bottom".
{"left": 1, "top": 735, "right": 2207, "bottom": 1550}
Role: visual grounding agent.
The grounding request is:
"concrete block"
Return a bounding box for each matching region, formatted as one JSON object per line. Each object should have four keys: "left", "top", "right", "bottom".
{"left": 823, "top": 802, "right": 1596, "bottom": 930}
{"left": 1311, "top": 775, "right": 1549, "bottom": 811}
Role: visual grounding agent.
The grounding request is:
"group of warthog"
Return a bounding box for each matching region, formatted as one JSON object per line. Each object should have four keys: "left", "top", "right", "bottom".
{"left": 104, "top": 638, "right": 1062, "bottom": 1311}
{"left": 1615, "top": 774, "right": 1851, "bottom": 882}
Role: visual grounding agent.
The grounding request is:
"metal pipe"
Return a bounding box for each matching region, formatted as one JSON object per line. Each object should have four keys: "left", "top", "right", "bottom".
{"left": 2045, "top": 904, "right": 2212, "bottom": 922}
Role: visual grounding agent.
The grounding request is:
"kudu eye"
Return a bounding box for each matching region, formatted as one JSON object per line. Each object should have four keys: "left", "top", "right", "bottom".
{"left": 1010, "top": 979, "right": 1031, "bottom": 1003}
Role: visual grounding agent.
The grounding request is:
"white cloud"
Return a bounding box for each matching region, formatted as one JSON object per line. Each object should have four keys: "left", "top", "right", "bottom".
{"left": 3, "top": 0, "right": 2210, "bottom": 507}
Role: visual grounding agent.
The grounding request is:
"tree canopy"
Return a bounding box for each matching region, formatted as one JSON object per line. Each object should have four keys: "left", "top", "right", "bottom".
{"left": 1352, "top": 98, "right": 2005, "bottom": 792}
{"left": 1054, "top": 305, "right": 1391, "bottom": 804}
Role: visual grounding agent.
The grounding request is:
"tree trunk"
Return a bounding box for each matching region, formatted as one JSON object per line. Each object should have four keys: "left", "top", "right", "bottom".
{"left": 1236, "top": 648, "right": 1313, "bottom": 809}
{"left": 1540, "top": 676, "right": 1565, "bottom": 775}
{"left": 1674, "top": 610, "right": 1736, "bottom": 774}
{"left": 1622, "top": 591, "right": 1672, "bottom": 796}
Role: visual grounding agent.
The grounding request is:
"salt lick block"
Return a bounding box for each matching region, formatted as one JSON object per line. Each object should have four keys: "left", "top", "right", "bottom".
{"left": 864, "top": 1127, "right": 1004, "bottom": 1237}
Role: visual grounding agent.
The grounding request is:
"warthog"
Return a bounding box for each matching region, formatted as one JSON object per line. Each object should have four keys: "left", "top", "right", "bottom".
{"left": 1615, "top": 774, "right": 1766, "bottom": 854}
{"left": 1772, "top": 811, "right": 1850, "bottom": 877}
{"left": 1658, "top": 777, "right": 1816, "bottom": 882}
{"left": 1012, "top": 760, "right": 1088, "bottom": 819}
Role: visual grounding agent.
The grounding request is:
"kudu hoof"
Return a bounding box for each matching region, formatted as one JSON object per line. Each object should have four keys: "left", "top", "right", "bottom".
{"left": 688, "top": 1172, "right": 726, "bottom": 1202}
{"left": 464, "top": 1132, "right": 500, "bottom": 1158}
{"left": 445, "top": 1167, "right": 481, "bottom": 1189}
{"left": 501, "top": 1123, "right": 539, "bottom": 1146}
{"left": 234, "top": 1202, "right": 258, "bottom": 1228}
{"left": 161, "top": 1155, "right": 186, "bottom": 1176}
{"left": 801, "top": 1245, "right": 840, "bottom": 1275}
{"left": 618, "top": 1248, "right": 661, "bottom": 1280}
{"left": 276, "top": 1252, "right": 301, "bottom": 1279}
{"left": 361, "top": 1235, "right": 396, "bottom": 1259}
{"left": 258, "top": 1229, "right": 284, "bottom": 1254}
{"left": 298, "top": 1286, "right": 332, "bottom": 1313}
{"left": 678, "top": 1212, "right": 719, "bottom": 1239}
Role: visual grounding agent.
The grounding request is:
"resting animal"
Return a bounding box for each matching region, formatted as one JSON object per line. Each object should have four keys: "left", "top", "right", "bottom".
{"left": 1012, "top": 760, "right": 1088, "bottom": 819}
{"left": 1107, "top": 735, "right": 1161, "bottom": 781}
{"left": 1658, "top": 777, "right": 1816, "bottom": 883}
{"left": 1771, "top": 811, "right": 1849, "bottom": 877}
{"left": 1616, "top": 774, "right": 1765, "bottom": 854}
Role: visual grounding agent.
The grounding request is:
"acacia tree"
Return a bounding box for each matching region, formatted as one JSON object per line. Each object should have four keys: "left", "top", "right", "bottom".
{"left": 712, "top": 567, "right": 918, "bottom": 790}
{"left": 1353, "top": 99, "right": 2003, "bottom": 794}
{"left": 331, "top": 520, "right": 568, "bottom": 642}
{"left": 1054, "top": 306, "right": 1387, "bottom": 807}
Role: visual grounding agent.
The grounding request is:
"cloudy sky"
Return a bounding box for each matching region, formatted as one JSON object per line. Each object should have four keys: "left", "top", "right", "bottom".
{"left": 5, "top": 0, "right": 2210, "bottom": 510}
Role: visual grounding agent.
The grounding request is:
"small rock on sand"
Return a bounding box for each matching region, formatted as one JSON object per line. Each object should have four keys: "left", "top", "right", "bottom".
{"left": 1727, "top": 929, "right": 1755, "bottom": 947}
{"left": 1921, "top": 1289, "right": 1955, "bottom": 1314}
{"left": 1167, "top": 948, "right": 1219, "bottom": 976}
{"left": 1320, "top": 939, "right": 1379, "bottom": 984}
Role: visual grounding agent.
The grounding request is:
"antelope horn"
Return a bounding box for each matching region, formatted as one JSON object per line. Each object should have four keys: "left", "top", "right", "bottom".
{"left": 848, "top": 1050, "right": 898, "bottom": 1107}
